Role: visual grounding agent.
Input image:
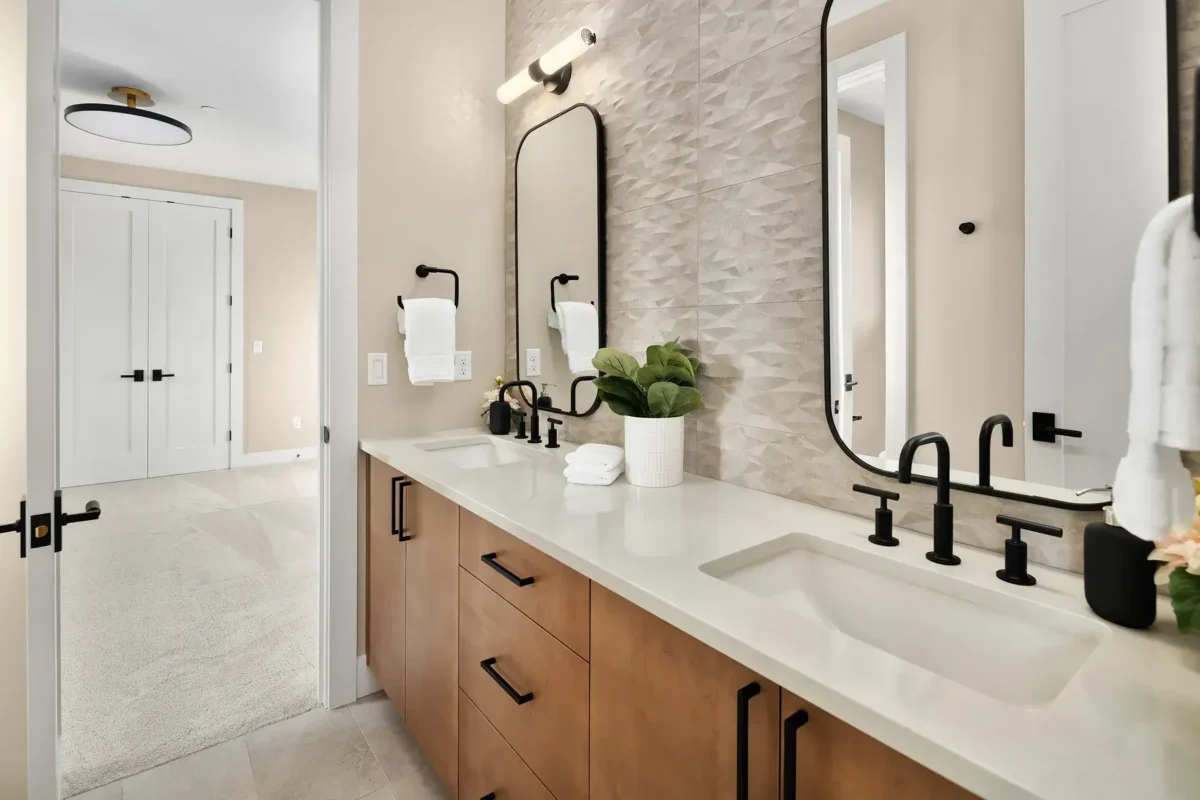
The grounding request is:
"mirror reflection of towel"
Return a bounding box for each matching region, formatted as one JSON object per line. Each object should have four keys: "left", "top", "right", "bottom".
{"left": 555, "top": 301, "right": 599, "bottom": 376}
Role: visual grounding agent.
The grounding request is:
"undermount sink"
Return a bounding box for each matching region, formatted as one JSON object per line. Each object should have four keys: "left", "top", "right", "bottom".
{"left": 701, "top": 533, "right": 1108, "bottom": 707}
{"left": 416, "top": 436, "right": 537, "bottom": 470}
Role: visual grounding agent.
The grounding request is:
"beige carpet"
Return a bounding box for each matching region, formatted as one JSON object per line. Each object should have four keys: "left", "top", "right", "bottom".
{"left": 61, "top": 461, "right": 320, "bottom": 796}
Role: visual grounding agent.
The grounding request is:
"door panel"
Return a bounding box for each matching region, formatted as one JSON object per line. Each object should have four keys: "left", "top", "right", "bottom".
{"left": 58, "top": 191, "right": 150, "bottom": 487}
{"left": 147, "top": 202, "right": 232, "bottom": 478}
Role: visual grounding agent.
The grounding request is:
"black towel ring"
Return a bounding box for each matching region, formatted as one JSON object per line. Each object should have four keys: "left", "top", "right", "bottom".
{"left": 398, "top": 264, "right": 459, "bottom": 309}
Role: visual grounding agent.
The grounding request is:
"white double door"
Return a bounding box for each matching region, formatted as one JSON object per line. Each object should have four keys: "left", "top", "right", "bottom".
{"left": 59, "top": 187, "right": 233, "bottom": 487}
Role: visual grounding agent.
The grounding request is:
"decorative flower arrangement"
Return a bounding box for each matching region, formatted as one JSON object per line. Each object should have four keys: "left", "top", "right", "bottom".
{"left": 481, "top": 376, "right": 522, "bottom": 427}
{"left": 1149, "top": 479, "right": 1200, "bottom": 633}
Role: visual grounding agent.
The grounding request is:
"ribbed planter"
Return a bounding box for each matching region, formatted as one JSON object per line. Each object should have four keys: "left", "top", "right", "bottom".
{"left": 624, "top": 416, "right": 685, "bottom": 488}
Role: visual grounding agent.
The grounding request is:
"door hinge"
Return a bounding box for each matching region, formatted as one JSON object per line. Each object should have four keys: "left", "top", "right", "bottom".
{"left": 323, "top": 426, "right": 330, "bottom": 444}
{"left": 228, "top": 294, "right": 233, "bottom": 306}
{"left": 228, "top": 431, "right": 232, "bottom": 442}
{"left": 228, "top": 363, "right": 233, "bottom": 374}
{"left": 229, "top": 226, "right": 234, "bottom": 238}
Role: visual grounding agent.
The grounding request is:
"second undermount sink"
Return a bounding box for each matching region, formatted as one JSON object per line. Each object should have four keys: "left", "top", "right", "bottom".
{"left": 701, "top": 533, "right": 1108, "bottom": 707}
{"left": 415, "top": 436, "right": 538, "bottom": 470}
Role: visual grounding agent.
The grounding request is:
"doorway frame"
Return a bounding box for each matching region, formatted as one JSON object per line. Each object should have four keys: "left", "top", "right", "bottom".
{"left": 25, "top": 1, "right": 360, "bottom": 795}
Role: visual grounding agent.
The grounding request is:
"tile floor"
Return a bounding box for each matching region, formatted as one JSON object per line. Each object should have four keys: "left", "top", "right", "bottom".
{"left": 73, "top": 692, "right": 447, "bottom": 800}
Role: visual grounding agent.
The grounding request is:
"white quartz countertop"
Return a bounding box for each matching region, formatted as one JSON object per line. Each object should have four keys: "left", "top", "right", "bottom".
{"left": 361, "top": 430, "right": 1200, "bottom": 800}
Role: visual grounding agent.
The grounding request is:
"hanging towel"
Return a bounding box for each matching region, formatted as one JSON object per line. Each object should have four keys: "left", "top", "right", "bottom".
{"left": 1112, "top": 195, "right": 1198, "bottom": 541}
{"left": 403, "top": 298, "right": 456, "bottom": 385}
{"left": 564, "top": 463, "right": 624, "bottom": 486}
{"left": 555, "top": 301, "right": 599, "bottom": 376}
{"left": 565, "top": 443, "right": 625, "bottom": 472}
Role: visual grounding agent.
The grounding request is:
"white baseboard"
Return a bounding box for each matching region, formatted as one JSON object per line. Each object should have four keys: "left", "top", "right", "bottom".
{"left": 356, "top": 654, "right": 381, "bottom": 698}
{"left": 234, "top": 446, "right": 319, "bottom": 468}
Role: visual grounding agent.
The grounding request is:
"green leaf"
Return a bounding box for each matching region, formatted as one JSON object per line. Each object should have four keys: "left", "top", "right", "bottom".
{"left": 662, "top": 339, "right": 680, "bottom": 352}
{"left": 645, "top": 344, "right": 672, "bottom": 368}
{"left": 594, "top": 375, "right": 648, "bottom": 416}
{"left": 597, "top": 394, "right": 641, "bottom": 417}
{"left": 646, "top": 382, "right": 704, "bottom": 418}
{"left": 688, "top": 357, "right": 700, "bottom": 375}
{"left": 592, "top": 348, "right": 640, "bottom": 382}
{"left": 636, "top": 364, "right": 695, "bottom": 390}
{"left": 1169, "top": 570, "right": 1200, "bottom": 634}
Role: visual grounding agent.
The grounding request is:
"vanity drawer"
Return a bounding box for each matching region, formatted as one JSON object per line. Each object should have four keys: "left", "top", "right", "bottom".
{"left": 459, "top": 569, "right": 589, "bottom": 800}
{"left": 459, "top": 690, "right": 555, "bottom": 800}
{"left": 460, "top": 509, "right": 591, "bottom": 660}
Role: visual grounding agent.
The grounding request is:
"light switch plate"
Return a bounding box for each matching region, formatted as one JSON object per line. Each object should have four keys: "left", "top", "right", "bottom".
{"left": 366, "top": 353, "right": 388, "bottom": 386}
{"left": 454, "top": 351, "right": 472, "bottom": 382}
{"left": 253, "top": 341, "right": 263, "bottom": 354}
{"left": 293, "top": 416, "right": 302, "bottom": 429}
{"left": 526, "top": 348, "right": 541, "bottom": 377}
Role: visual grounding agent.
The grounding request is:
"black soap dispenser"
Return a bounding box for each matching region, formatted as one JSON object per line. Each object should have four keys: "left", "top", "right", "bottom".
{"left": 1084, "top": 502, "right": 1157, "bottom": 629}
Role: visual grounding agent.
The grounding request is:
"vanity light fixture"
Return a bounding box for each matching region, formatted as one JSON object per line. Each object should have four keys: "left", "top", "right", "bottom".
{"left": 497, "top": 27, "right": 598, "bottom": 105}
{"left": 64, "top": 87, "right": 192, "bottom": 146}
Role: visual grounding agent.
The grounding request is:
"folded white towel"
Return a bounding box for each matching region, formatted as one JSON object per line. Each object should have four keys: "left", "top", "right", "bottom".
{"left": 564, "top": 463, "right": 624, "bottom": 486}
{"left": 555, "top": 302, "right": 599, "bottom": 376}
{"left": 566, "top": 443, "right": 624, "bottom": 472}
{"left": 403, "top": 298, "right": 456, "bottom": 385}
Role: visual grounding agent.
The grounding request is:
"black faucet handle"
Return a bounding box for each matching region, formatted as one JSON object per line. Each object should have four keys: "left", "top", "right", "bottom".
{"left": 853, "top": 485, "right": 900, "bottom": 547}
{"left": 852, "top": 484, "right": 900, "bottom": 505}
{"left": 995, "top": 515, "right": 1063, "bottom": 587}
{"left": 546, "top": 419, "right": 563, "bottom": 449}
{"left": 996, "top": 515, "right": 1064, "bottom": 541}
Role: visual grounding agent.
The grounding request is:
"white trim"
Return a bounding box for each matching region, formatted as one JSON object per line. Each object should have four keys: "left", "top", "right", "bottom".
{"left": 356, "top": 654, "right": 381, "bottom": 698}
{"left": 58, "top": 179, "right": 249, "bottom": 474}
{"left": 237, "top": 447, "right": 320, "bottom": 467}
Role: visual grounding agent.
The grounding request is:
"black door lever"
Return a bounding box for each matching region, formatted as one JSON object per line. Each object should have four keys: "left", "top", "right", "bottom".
{"left": 53, "top": 491, "right": 101, "bottom": 552}
{"left": 0, "top": 500, "right": 26, "bottom": 558}
{"left": 1031, "top": 412, "right": 1082, "bottom": 443}
{"left": 120, "top": 370, "right": 145, "bottom": 382}
{"left": 152, "top": 369, "right": 176, "bottom": 381}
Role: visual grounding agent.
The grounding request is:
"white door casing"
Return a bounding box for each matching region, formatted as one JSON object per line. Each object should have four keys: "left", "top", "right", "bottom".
{"left": 58, "top": 191, "right": 150, "bottom": 487}
{"left": 1024, "top": 0, "right": 1169, "bottom": 488}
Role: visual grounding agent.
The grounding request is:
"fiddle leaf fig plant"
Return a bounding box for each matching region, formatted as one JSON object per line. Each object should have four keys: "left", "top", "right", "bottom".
{"left": 592, "top": 340, "right": 703, "bottom": 419}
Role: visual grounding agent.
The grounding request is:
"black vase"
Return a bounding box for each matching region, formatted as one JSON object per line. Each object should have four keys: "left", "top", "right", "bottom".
{"left": 1084, "top": 521, "right": 1157, "bottom": 629}
{"left": 488, "top": 401, "right": 512, "bottom": 436}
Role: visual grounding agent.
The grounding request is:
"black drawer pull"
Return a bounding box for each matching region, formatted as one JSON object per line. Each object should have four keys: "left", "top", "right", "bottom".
{"left": 736, "top": 682, "right": 761, "bottom": 800}
{"left": 392, "top": 477, "right": 413, "bottom": 541}
{"left": 481, "top": 794, "right": 496, "bottom": 800}
{"left": 783, "top": 709, "right": 810, "bottom": 799}
{"left": 480, "top": 657, "right": 534, "bottom": 705}
{"left": 481, "top": 552, "right": 535, "bottom": 587}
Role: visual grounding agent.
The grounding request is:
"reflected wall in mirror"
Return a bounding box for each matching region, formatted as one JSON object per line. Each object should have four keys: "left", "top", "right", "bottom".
{"left": 823, "top": 0, "right": 1174, "bottom": 508}
{"left": 515, "top": 104, "right": 606, "bottom": 416}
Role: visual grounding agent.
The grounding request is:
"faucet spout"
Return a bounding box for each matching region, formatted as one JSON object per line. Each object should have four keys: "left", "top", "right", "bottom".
{"left": 897, "top": 432, "right": 960, "bottom": 566}
{"left": 499, "top": 381, "right": 542, "bottom": 444}
{"left": 977, "top": 414, "right": 1014, "bottom": 489}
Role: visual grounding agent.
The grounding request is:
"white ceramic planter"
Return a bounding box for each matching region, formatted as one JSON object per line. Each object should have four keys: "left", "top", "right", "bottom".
{"left": 624, "top": 416, "right": 685, "bottom": 488}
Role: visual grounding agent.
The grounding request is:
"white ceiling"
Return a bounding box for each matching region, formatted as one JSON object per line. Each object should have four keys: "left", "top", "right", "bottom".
{"left": 60, "top": 0, "right": 319, "bottom": 190}
{"left": 828, "top": 0, "right": 893, "bottom": 26}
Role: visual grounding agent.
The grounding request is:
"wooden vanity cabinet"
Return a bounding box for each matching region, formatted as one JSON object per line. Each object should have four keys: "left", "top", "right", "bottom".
{"left": 366, "top": 458, "right": 406, "bottom": 712}
{"left": 590, "top": 584, "right": 781, "bottom": 800}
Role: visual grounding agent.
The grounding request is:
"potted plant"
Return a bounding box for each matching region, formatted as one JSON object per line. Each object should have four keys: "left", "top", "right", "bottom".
{"left": 592, "top": 340, "right": 703, "bottom": 488}
{"left": 1149, "top": 480, "right": 1200, "bottom": 633}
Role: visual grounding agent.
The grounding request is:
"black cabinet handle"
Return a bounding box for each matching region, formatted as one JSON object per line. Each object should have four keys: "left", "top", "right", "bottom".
{"left": 480, "top": 795, "right": 496, "bottom": 800}
{"left": 151, "top": 369, "right": 175, "bottom": 382}
{"left": 736, "top": 682, "right": 761, "bottom": 800}
{"left": 480, "top": 657, "right": 534, "bottom": 705}
{"left": 481, "top": 552, "right": 535, "bottom": 587}
{"left": 392, "top": 477, "right": 413, "bottom": 541}
{"left": 120, "top": 370, "right": 145, "bottom": 382}
{"left": 782, "top": 709, "right": 810, "bottom": 799}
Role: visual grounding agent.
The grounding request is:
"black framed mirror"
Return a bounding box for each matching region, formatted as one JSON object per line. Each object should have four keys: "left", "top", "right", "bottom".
{"left": 514, "top": 104, "right": 607, "bottom": 417}
{"left": 820, "top": 0, "right": 1179, "bottom": 510}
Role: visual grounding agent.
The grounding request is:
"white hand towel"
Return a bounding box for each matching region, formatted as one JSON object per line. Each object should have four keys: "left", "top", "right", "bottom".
{"left": 564, "top": 463, "right": 624, "bottom": 486}
{"left": 555, "top": 302, "right": 599, "bottom": 376}
{"left": 565, "top": 443, "right": 625, "bottom": 472}
{"left": 403, "top": 298, "right": 456, "bottom": 385}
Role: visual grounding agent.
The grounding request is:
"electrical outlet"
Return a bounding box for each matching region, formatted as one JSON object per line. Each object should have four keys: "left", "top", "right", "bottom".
{"left": 454, "top": 351, "right": 472, "bottom": 381}
{"left": 293, "top": 416, "right": 302, "bottom": 429}
{"left": 253, "top": 341, "right": 263, "bottom": 354}
{"left": 526, "top": 348, "right": 541, "bottom": 377}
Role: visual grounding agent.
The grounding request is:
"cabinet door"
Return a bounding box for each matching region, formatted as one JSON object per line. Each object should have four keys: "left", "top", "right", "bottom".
{"left": 405, "top": 481, "right": 460, "bottom": 795}
{"left": 366, "top": 457, "right": 406, "bottom": 712}
{"left": 590, "top": 585, "right": 780, "bottom": 800}
{"left": 782, "top": 692, "right": 976, "bottom": 799}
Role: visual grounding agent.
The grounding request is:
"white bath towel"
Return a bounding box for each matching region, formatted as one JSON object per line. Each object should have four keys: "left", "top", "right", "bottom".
{"left": 402, "top": 298, "right": 456, "bottom": 385}
{"left": 564, "top": 463, "right": 624, "bottom": 486}
{"left": 565, "top": 443, "right": 625, "bottom": 472}
{"left": 1112, "top": 195, "right": 1197, "bottom": 541}
{"left": 555, "top": 302, "right": 599, "bottom": 376}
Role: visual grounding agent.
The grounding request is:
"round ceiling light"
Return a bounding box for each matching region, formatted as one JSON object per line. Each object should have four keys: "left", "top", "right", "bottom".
{"left": 64, "top": 87, "right": 192, "bottom": 146}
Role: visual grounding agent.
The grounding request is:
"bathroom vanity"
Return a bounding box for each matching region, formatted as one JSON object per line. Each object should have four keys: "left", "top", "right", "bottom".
{"left": 361, "top": 432, "right": 1200, "bottom": 800}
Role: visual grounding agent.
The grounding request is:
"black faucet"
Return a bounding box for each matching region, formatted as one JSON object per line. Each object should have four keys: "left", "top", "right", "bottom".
{"left": 499, "top": 380, "right": 542, "bottom": 444}
{"left": 898, "top": 432, "right": 960, "bottom": 566}
{"left": 978, "top": 414, "right": 1014, "bottom": 490}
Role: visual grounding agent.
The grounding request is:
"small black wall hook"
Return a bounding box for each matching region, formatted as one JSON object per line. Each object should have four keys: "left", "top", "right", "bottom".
{"left": 397, "top": 264, "right": 459, "bottom": 309}
{"left": 959, "top": 222, "right": 977, "bottom": 235}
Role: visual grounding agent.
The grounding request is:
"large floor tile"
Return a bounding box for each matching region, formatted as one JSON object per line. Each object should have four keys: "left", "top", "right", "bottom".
{"left": 245, "top": 707, "right": 388, "bottom": 800}
{"left": 121, "top": 739, "right": 257, "bottom": 800}
{"left": 348, "top": 694, "right": 447, "bottom": 798}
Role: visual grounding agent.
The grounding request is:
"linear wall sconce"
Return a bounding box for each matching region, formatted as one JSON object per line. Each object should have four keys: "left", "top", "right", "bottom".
{"left": 497, "top": 27, "right": 598, "bottom": 105}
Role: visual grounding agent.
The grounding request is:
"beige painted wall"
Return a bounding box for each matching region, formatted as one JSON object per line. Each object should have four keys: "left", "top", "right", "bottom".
{"left": 840, "top": 111, "right": 886, "bottom": 457}
{"left": 0, "top": 0, "right": 25, "bottom": 791}
{"left": 829, "top": 0, "right": 1027, "bottom": 479}
{"left": 60, "top": 157, "right": 318, "bottom": 455}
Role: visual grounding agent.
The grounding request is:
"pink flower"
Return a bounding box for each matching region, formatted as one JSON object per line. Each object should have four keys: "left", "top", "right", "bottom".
{"left": 1149, "top": 519, "right": 1200, "bottom": 585}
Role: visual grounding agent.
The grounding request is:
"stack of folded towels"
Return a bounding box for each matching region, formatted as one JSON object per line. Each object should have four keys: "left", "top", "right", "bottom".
{"left": 564, "top": 444, "right": 625, "bottom": 486}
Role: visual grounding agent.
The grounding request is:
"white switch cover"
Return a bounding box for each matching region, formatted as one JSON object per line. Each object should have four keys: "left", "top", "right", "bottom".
{"left": 253, "top": 341, "right": 263, "bottom": 354}
{"left": 366, "top": 353, "right": 388, "bottom": 386}
{"left": 526, "top": 348, "right": 541, "bottom": 377}
{"left": 454, "top": 351, "right": 472, "bottom": 382}
{"left": 293, "top": 416, "right": 302, "bottom": 429}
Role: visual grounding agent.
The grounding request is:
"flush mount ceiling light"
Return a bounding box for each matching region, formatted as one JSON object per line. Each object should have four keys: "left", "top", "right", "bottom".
{"left": 64, "top": 87, "right": 193, "bottom": 146}
{"left": 497, "top": 27, "right": 598, "bottom": 105}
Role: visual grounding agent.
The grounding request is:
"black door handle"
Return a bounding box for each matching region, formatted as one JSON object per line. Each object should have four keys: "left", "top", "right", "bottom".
{"left": 782, "top": 709, "right": 810, "bottom": 799}
{"left": 53, "top": 491, "right": 101, "bottom": 553}
{"left": 0, "top": 500, "right": 26, "bottom": 558}
{"left": 481, "top": 553, "right": 535, "bottom": 587}
{"left": 1031, "top": 412, "right": 1082, "bottom": 443}
{"left": 120, "top": 370, "right": 145, "bottom": 382}
{"left": 151, "top": 369, "right": 175, "bottom": 382}
{"left": 852, "top": 415, "right": 863, "bottom": 422}
{"left": 392, "top": 477, "right": 413, "bottom": 541}
{"left": 844, "top": 374, "right": 858, "bottom": 392}
{"left": 480, "top": 657, "right": 534, "bottom": 705}
{"left": 736, "top": 682, "right": 761, "bottom": 800}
